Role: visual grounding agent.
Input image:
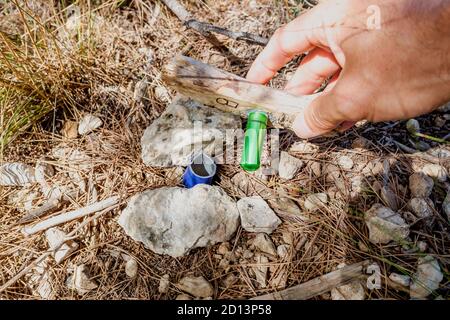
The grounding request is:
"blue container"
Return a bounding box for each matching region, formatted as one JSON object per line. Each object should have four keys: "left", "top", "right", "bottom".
{"left": 183, "top": 153, "right": 217, "bottom": 188}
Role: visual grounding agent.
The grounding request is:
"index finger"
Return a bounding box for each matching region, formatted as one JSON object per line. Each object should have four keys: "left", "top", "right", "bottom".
{"left": 246, "top": 5, "right": 332, "bottom": 84}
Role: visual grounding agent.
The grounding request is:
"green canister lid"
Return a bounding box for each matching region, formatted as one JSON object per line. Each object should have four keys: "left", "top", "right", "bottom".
{"left": 240, "top": 110, "right": 268, "bottom": 172}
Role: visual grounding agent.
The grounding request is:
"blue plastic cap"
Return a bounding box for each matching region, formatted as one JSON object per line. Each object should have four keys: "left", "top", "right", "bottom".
{"left": 183, "top": 153, "right": 217, "bottom": 188}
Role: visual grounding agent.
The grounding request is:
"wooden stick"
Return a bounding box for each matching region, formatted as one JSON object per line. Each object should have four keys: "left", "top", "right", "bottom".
{"left": 22, "top": 196, "right": 120, "bottom": 235}
{"left": 250, "top": 260, "right": 370, "bottom": 300}
{"left": 163, "top": 55, "right": 319, "bottom": 130}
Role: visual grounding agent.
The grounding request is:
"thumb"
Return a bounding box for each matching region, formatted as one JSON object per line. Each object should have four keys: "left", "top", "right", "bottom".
{"left": 292, "top": 87, "right": 364, "bottom": 139}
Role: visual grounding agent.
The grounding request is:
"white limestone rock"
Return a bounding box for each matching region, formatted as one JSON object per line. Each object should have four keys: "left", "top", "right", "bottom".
{"left": 0, "top": 163, "right": 36, "bottom": 186}
{"left": 364, "top": 204, "right": 409, "bottom": 244}
{"left": 278, "top": 151, "right": 303, "bottom": 179}
{"left": 78, "top": 114, "right": 103, "bottom": 135}
{"left": 177, "top": 276, "right": 213, "bottom": 298}
{"left": 118, "top": 185, "right": 240, "bottom": 258}
{"left": 238, "top": 196, "right": 281, "bottom": 234}
{"left": 410, "top": 256, "right": 443, "bottom": 299}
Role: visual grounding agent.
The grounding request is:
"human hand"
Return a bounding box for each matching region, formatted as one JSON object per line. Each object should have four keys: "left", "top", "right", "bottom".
{"left": 247, "top": 0, "right": 450, "bottom": 138}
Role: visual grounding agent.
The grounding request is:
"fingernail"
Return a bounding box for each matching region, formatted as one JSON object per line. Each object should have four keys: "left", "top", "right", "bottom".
{"left": 292, "top": 113, "right": 318, "bottom": 139}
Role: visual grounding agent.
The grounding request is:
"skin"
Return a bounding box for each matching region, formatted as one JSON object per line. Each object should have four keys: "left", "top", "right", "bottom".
{"left": 247, "top": 0, "right": 450, "bottom": 138}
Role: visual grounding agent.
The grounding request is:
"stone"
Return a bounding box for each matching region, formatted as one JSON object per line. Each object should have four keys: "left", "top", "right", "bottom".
{"left": 278, "top": 151, "right": 303, "bottom": 179}
{"left": 270, "top": 268, "right": 288, "bottom": 289}
{"left": 237, "top": 196, "right": 281, "bottom": 234}
{"left": 277, "top": 244, "right": 290, "bottom": 259}
{"left": 352, "top": 137, "right": 370, "bottom": 149}
{"left": 252, "top": 233, "right": 277, "bottom": 257}
{"left": 406, "top": 119, "right": 420, "bottom": 134}
{"left": 158, "top": 274, "right": 170, "bottom": 293}
{"left": 289, "top": 141, "right": 319, "bottom": 153}
{"left": 281, "top": 230, "right": 294, "bottom": 246}
{"left": 331, "top": 280, "right": 365, "bottom": 300}
{"left": 78, "top": 114, "right": 103, "bottom": 135}
{"left": 140, "top": 95, "right": 241, "bottom": 167}
{"left": 0, "top": 163, "right": 36, "bottom": 186}
{"left": 417, "top": 241, "right": 428, "bottom": 252}
{"left": 389, "top": 273, "right": 411, "bottom": 287}
{"left": 118, "top": 185, "right": 239, "bottom": 258}
{"left": 177, "top": 276, "right": 213, "bottom": 298}
{"left": 421, "top": 164, "right": 447, "bottom": 182}
{"left": 443, "top": 190, "right": 450, "bottom": 220}
{"left": 338, "top": 156, "right": 354, "bottom": 170}
{"left": 133, "top": 79, "right": 148, "bottom": 103}
{"left": 125, "top": 259, "right": 138, "bottom": 278}
{"left": 304, "top": 193, "right": 328, "bottom": 211}
{"left": 253, "top": 255, "right": 269, "bottom": 288}
{"left": 364, "top": 204, "right": 409, "bottom": 244}
{"left": 409, "top": 173, "right": 434, "bottom": 198}
{"left": 309, "top": 161, "right": 322, "bottom": 177}
{"left": 408, "top": 198, "right": 434, "bottom": 220}
{"left": 410, "top": 256, "right": 443, "bottom": 299}
{"left": 380, "top": 185, "right": 399, "bottom": 211}
{"left": 268, "top": 197, "right": 301, "bottom": 216}
{"left": 437, "top": 101, "right": 450, "bottom": 113}
{"left": 45, "top": 227, "right": 79, "bottom": 264}
{"left": 62, "top": 120, "right": 78, "bottom": 139}
{"left": 66, "top": 264, "right": 98, "bottom": 295}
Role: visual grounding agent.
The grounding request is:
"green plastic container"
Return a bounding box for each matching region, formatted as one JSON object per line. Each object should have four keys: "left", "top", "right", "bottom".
{"left": 240, "top": 111, "right": 268, "bottom": 172}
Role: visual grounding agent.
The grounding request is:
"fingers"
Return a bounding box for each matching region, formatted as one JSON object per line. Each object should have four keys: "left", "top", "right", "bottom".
{"left": 246, "top": 6, "right": 330, "bottom": 84}
{"left": 292, "top": 76, "right": 367, "bottom": 138}
{"left": 285, "top": 48, "right": 341, "bottom": 95}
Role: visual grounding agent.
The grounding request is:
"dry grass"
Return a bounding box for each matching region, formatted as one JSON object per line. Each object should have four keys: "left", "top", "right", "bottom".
{"left": 0, "top": 0, "right": 449, "bottom": 300}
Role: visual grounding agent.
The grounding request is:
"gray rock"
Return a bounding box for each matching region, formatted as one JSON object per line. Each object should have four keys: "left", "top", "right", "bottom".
{"left": 252, "top": 233, "right": 277, "bottom": 256}
{"left": 45, "top": 227, "right": 79, "bottom": 264}
{"left": 409, "top": 173, "right": 434, "bottom": 198}
{"left": 289, "top": 141, "right": 319, "bottom": 153}
{"left": 0, "top": 163, "right": 36, "bottom": 186}
{"left": 278, "top": 151, "right": 303, "bottom": 179}
{"left": 406, "top": 119, "right": 420, "bottom": 134}
{"left": 118, "top": 185, "right": 240, "bottom": 257}
{"left": 380, "top": 185, "right": 399, "bottom": 211}
{"left": 408, "top": 198, "right": 434, "bottom": 220}
{"left": 268, "top": 197, "right": 301, "bottom": 216}
{"left": 410, "top": 256, "right": 443, "bottom": 299}
{"left": 78, "top": 114, "right": 102, "bottom": 135}
{"left": 364, "top": 204, "right": 409, "bottom": 244}
{"left": 421, "top": 164, "right": 447, "bottom": 182}
{"left": 66, "top": 264, "right": 98, "bottom": 295}
{"left": 238, "top": 196, "right": 281, "bottom": 234}
{"left": 277, "top": 244, "right": 290, "bottom": 259}
{"left": 338, "top": 156, "right": 354, "bottom": 170}
{"left": 437, "top": 101, "right": 450, "bottom": 113}
{"left": 177, "top": 276, "right": 213, "bottom": 298}
{"left": 389, "top": 273, "right": 411, "bottom": 287}
{"left": 252, "top": 255, "right": 269, "bottom": 288}
{"left": 304, "top": 193, "right": 328, "bottom": 211}
{"left": 140, "top": 95, "right": 241, "bottom": 167}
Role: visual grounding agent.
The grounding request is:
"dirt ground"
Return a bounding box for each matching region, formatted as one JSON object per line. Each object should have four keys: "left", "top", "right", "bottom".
{"left": 0, "top": 0, "right": 449, "bottom": 300}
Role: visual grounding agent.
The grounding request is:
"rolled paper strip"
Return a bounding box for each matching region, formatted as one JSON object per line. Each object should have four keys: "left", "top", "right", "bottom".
{"left": 240, "top": 111, "right": 268, "bottom": 172}
{"left": 183, "top": 153, "right": 217, "bottom": 188}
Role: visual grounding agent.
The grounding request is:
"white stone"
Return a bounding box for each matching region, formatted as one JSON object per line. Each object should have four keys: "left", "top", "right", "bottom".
{"left": 268, "top": 198, "right": 301, "bottom": 216}
{"left": 125, "top": 259, "right": 138, "bottom": 278}
{"left": 177, "top": 276, "right": 213, "bottom": 298}
{"left": 277, "top": 244, "right": 290, "bottom": 259}
{"left": 78, "top": 114, "right": 103, "bottom": 135}
{"left": 118, "top": 185, "right": 240, "bottom": 257}
{"left": 338, "top": 156, "right": 354, "bottom": 170}
{"left": 331, "top": 280, "right": 365, "bottom": 300}
{"left": 8, "top": 189, "right": 40, "bottom": 212}
{"left": 28, "top": 259, "right": 54, "bottom": 299}
{"left": 238, "top": 196, "right": 281, "bottom": 234}
{"left": 409, "top": 198, "right": 434, "bottom": 220}
{"left": 45, "top": 227, "right": 79, "bottom": 264}
{"left": 304, "top": 193, "right": 328, "bottom": 211}
{"left": 159, "top": 274, "right": 170, "bottom": 293}
{"left": 409, "top": 172, "right": 434, "bottom": 198}
{"left": 66, "top": 264, "right": 98, "bottom": 295}
{"left": 364, "top": 204, "right": 409, "bottom": 244}
{"left": 389, "top": 273, "right": 411, "bottom": 287}
{"left": 410, "top": 256, "right": 443, "bottom": 299}
{"left": 252, "top": 233, "right": 277, "bottom": 256}
{"left": 141, "top": 95, "right": 241, "bottom": 167}
{"left": 278, "top": 151, "right": 303, "bottom": 179}
{"left": 0, "top": 163, "right": 36, "bottom": 186}
{"left": 176, "top": 294, "right": 192, "bottom": 300}
{"left": 421, "top": 164, "right": 447, "bottom": 182}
